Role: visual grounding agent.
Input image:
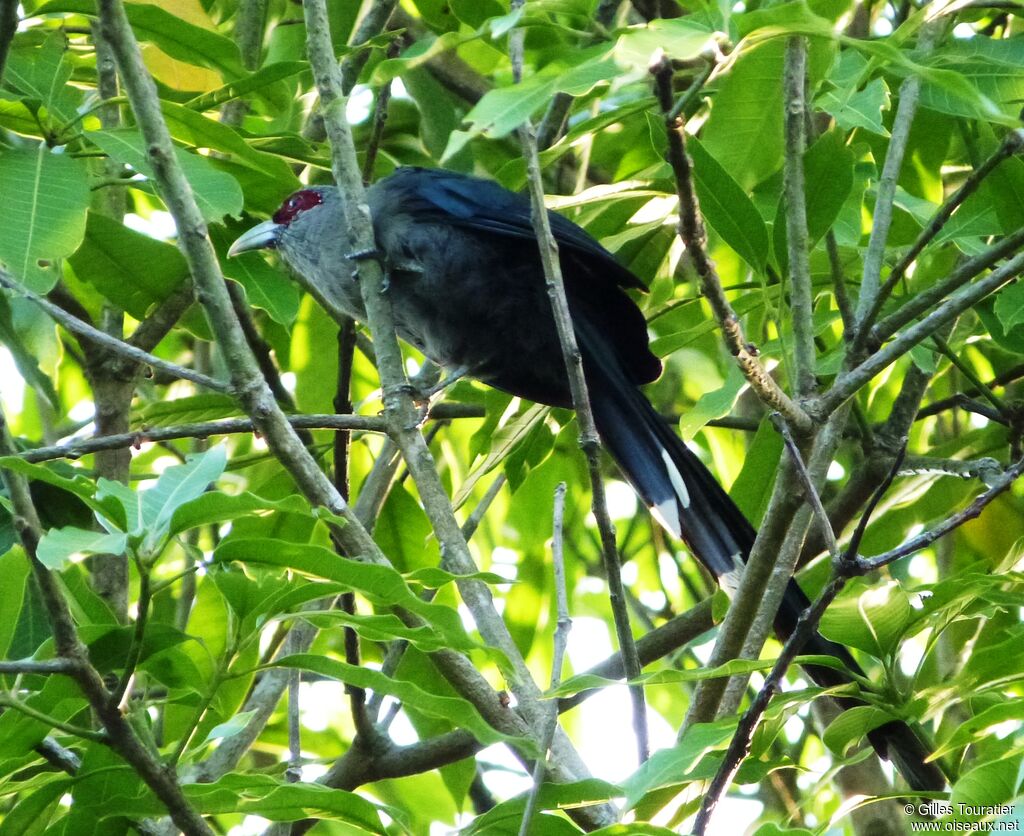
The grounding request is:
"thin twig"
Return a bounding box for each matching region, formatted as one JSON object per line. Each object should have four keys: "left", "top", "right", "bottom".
{"left": 649, "top": 55, "right": 814, "bottom": 433}
{"left": 519, "top": 483, "right": 573, "bottom": 836}
{"left": 691, "top": 451, "right": 1024, "bottom": 833}
{"left": 811, "top": 249, "right": 1024, "bottom": 419}
{"left": 858, "top": 128, "right": 1024, "bottom": 340}
{"left": 305, "top": 0, "right": 614, "bottom": 821}
{"left": 0, "top": 269, "right": 228, "bottom": 394}
{"left": 512, "top": 7, "right": 649, "bottom": 764}
{"left": 782, "top": 37, "right": 816, "bottom": 399}
{"left": 770, "top": 414, "right": 839, "bottom": 559}
{"left": 286, "top": 667, "right": 302, "bottom": 782}
{"left": 14, "top": 414, "right": 385, "bottom": 464}
{"left": 854, "top": 21, "right": 941, "bottom": 333}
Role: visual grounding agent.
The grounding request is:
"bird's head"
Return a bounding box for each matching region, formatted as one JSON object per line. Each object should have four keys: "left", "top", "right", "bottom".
{"left": 227, "top": 186, "right": 340, "bottom": 260}
{"left": 228, "top": 186, "right": 367, "bottom": 322}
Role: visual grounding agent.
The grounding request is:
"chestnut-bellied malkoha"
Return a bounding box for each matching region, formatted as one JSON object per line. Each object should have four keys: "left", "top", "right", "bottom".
{"left": 229, "top": 165, "right": 945, "bottom": 791}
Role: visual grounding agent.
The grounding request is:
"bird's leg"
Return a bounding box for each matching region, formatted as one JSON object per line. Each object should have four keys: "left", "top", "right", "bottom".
{"left": 398, "top": 365, "right": 471, "bottom": 429}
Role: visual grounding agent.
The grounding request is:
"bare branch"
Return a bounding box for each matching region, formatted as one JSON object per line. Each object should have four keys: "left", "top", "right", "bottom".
{"left": 854, "top": 21, "right": 941, "bottom": 331}
{"left": 0, "top": 269, "right": 227, "bottom": 394}
{"left": 859, "top": 128, "right": 1024, "bottom": 339}
{"left": 512, "top": 9, "right": 649, "bottom": 764}
{"left": 782, "top": 36, "right": 816, "bottom": 399}
{"left": 15, "top": 413, "right": 385, "bottom": 464}
{"left": 812, "top": 248, "right": 1024, "bottom": 419}
{"left": 650, "top": 55, "right": 814, "bottom": 433}
{"left": 519, "top": 482, "right": 574, "bottom": 836}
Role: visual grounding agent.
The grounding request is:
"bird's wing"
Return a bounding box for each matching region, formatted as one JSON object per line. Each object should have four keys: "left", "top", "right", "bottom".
{"left": 383, "top": 167, "right": 648, "bottom": 292}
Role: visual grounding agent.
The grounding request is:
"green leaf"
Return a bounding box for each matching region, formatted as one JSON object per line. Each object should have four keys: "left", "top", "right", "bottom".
{"left": 3, "top": 35, "right": 80, "bottom": 123}
{"left": 67, "top": 212, "right": 188, "bottom": 319}
{"left": 613, "top": 18, "right": 721, "bottom": 71}
{"left": 621, "top": 719, "right": 737, "bottom": 807}
{"left": 678, "top": 365, "right": 746, "bottom": 441}
{"left": 199, "top": 710, "right": 257, "bottom": 746}
{"left": 0, "top": 776, "right": 73, "bottom": 835}
{"left": 169, "top": 491, "right": 311, "bottom": 539}
{"left": 214, "top": 539, "right": 493, "bottom": 661}
{"left": 688, "top": 136, "right": 769, "bottom": 271}
{"left": 141, "top": 446, "right": 228, "bottom": 541}
{"left": 816, "top": 50, "right": 890, "bottom": 136}
{"left": 0, "top": 547, "right": 31, "bottom": 660}
{"left": 184, "top": 61, "right": 308, "bottom": 112}
{"left": 86, "top": 129, "right": 243, "bottom": 223}
{"left": 0, "top": 295, "right": 60, "bottom": 410}
{"left": 822, "top": 705, "right": 897, "bottom": 755}
{"left": 35, "top": 0, "right": 245, "bottom": 79}
{"left": 932, "top": 701, "right": 1024, "bottom": 760}
{"left": 442, "top": 46, "right": 618, "bottom": 161}
{"left": 819, "top": 578, "right": 914, "bottom": 658}
{"left": 275, "top": 653, "right": 535, "bottom": 752}
{"left": 133, "top": 394, "right": 241, "bottom": 427}
{"left": 701, "top": 39, "right": 786, "bottom": 190}
{"left": 995, "top": 281, "right": 1024, "bottom": 333}
{"left": 0, "top": 145, "right": 90, "bottom": 291}
{"left": 951, "top": 753, "right": 1023, "bottom": 809}
{"left": 35, "top": 527, "right": 127, "bottom": 569}
{"left": 803, "top": 129, "right": 855, "bottom": 244}
{"left": 96, "top": 446, "right": 226, "bottom": 545}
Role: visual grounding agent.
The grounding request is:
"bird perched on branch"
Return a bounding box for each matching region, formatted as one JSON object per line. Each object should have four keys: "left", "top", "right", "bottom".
{"left": 229, "top": 165, "right": 945, "bottom": 792}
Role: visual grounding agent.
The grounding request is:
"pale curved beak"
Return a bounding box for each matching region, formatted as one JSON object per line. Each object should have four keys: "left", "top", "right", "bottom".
{"left": 228, "top": 220, "right": 283, "bottom": 257}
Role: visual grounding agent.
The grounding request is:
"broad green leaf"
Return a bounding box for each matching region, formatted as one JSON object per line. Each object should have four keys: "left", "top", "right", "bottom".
{"left": 730, "top": 418, "right": 783, "bottom": 525}
{"left": 0, "top": 547, "right": 31, "bottom": 660}
{"left": 804, "top": 129, "right": 855, "bottom": 244}
{"left": 200, "top": 710, "right": 257, "bottom": 746}
{"left": 35, "top": 527, "right": 127, "bottom": 569}
{"left": 621, "top": 719, "right": 737, "bottom": 808}
{"left": 86, "top": 129, "right": 243, "bottom": 223}
{"left": 613, "top": 18, "right": 721, "bottom": 71}
{"left": 0, "top": 295, "right": 60, "bottom": 410}
{"left": 819, "top": 578, "right": 914, "bottom": 658}
{"left": 932, "top": 701, "right": 1024, "bottom": 761}
{"left": 822, "top": 705, "right": 898, "bottom": 755}
{"left": 678, "top": 364, "right": 746, "bottom": 441}
{"left": 454, "top": 402, "right": 549, "bottom": 509}
{"left": 105, "top": 773, "right": 386, "bottom": 829}
{"left": 35, "top": 0, "right": 245, "bottom": 79}
{"left": 0, "top": 145, "right": 90, "bottom": 292}
{"left": 141, "top": 445, "right": 228, "bottom": 540}
{"left": 701, "top": 40, "right": 786, "bottom": 190}
{"left": 274, "top": 653, "right": 535, "bottom": 751}
{"left": 3, "top": 35, "right": 80, "bottom": 123}
{"left": 160, "top": 102, "right": 299, "bottom": 185}
{"left": 169, "top": 491, "right": 311, "bottom": 538}
{"left": 67, "top": 212, "right": 188, "bottom": 319}
{"left": 214, "top": 539, "right": 495, "bottom": 664}
{"left": 133, "top": 394, "right": 241, "bottom": 427}
{"left": 688, "top": 136, "right": 769, "bottom": 271}
{"left": 0, "top": 776, "right": 73, "bottom": 835}
{"left": 994, "top": 281, "right": 1024, "bottom": 333}
{"left": 951, "top": 753, "right": 1023, "bottom": 809}
{"left": 184, "top": 61, "right": 308, "bottom": 112}
{"left": 442, "top": 46, "right": 618, "bottom": 161}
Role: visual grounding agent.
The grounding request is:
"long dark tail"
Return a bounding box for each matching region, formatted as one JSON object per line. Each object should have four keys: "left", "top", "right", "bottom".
{"left": 580, "top": 337, "right": 945, "bottom": 792}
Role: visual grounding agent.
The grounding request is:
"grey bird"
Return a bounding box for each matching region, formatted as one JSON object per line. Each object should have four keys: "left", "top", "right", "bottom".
{"left": 229, "top": 165, "right": 946, "bottom": 792}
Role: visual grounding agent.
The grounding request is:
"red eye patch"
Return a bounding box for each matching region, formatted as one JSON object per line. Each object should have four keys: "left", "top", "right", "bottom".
{"left": 273, "top": 189, "right": 323, "bottom": 225}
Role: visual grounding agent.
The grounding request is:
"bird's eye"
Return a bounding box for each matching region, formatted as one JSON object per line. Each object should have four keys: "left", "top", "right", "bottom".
{"left": 273, "top": 189, "right": 323, "bottom": 225}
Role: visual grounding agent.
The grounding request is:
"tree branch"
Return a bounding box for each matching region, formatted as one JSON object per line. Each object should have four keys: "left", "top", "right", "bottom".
{"left": 512, "top": 7, "right": 649, "bottom": 764}
{"left": 650, "top": 55, "right": 814, "bottom": 433}
{"left": 0, "top": 269, "right": 225, "bottom": 394}
{"left": 783, "top": 36, "right": 817, "bottom": 399}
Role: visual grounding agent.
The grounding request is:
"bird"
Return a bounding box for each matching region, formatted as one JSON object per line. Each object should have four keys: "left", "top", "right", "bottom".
{"left": 229, "top": 165, "right": 946, "bottom": 792}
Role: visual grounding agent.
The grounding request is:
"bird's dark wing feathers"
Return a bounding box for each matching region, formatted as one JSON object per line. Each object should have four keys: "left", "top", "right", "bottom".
{"left": 388, "top": 167, "right": 647, "bottom": 292}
